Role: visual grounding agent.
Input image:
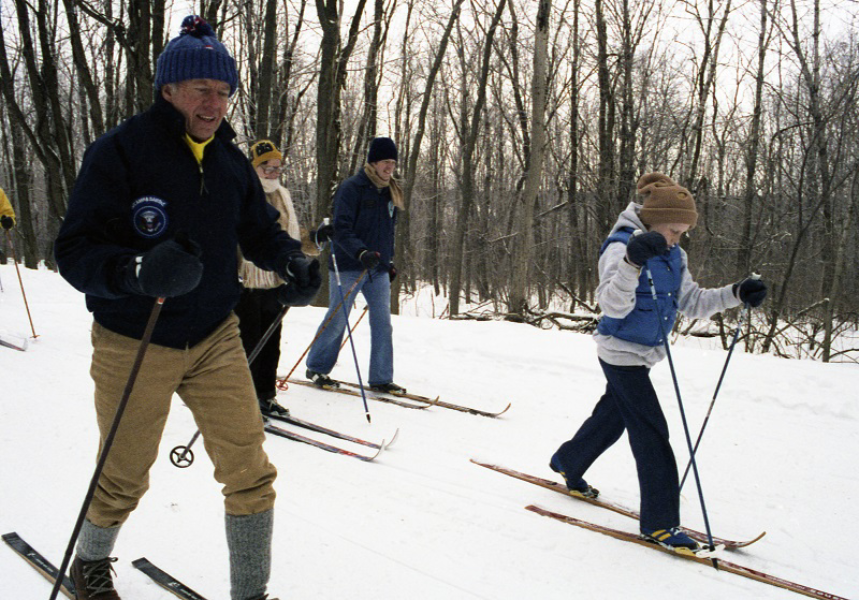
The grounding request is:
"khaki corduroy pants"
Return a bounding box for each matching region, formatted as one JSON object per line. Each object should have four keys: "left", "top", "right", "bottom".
{"left": 86, "top": 313, "right": 277, "bottom": 527}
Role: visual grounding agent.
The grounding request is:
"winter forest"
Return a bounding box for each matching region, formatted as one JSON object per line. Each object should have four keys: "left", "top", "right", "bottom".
{"left": 0, "top": 0, "right": 857, "bottom": 363}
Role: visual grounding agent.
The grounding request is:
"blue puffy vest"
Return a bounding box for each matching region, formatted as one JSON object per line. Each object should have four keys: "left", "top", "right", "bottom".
{"left": 596, "top": 227, "right": 683, "bottom": 347}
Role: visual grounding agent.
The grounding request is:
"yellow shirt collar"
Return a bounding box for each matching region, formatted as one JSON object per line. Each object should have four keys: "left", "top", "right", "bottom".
{"left": 183, "top": 134, "right": 214, "bottom": 164}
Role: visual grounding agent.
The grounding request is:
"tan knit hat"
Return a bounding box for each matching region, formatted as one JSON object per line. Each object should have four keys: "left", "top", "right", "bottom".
{"left": 637, "top": 172, "right": 698, "bottom": 229}
{"left": 250, "top": 139, "right": 282, "bottom": 168}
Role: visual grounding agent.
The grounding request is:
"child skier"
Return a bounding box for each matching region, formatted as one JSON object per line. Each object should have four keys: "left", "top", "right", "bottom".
{"left": 550, "top": 172, "right": 767, "bottom": 551}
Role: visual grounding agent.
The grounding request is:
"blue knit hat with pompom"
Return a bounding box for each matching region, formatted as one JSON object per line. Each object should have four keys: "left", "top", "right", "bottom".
{"left": 154, "top": 16, "right": 239, "bottom": 96}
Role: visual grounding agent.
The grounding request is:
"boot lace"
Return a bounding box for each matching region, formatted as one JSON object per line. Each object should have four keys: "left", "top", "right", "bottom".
{"left": 81, "top": 557, "right": 118, "bottom": 595}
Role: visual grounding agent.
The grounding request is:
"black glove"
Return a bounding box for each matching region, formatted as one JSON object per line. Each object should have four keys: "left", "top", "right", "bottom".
{"left": 277, "top": 283, "right": 314, "bottom": 307}
{"left": 278, "top": 253, "right": 322, "bottom": 306}
{"left": 733, "top": 277, "right": 767, "bottom": 308}
{"left": 388, "top": 263, "right": 397, "bottom": 282}
{"left": 625, "top": 231, "right": 668, "bottom": 267}
{"left": 0, "top": 215, "right": 13, "bottom": 230}
{"left": 311, "top": 223, "right": 335, "bottom": 244}
{"left": 359, "top": 249, "right": 381, "bottom": 270}
{"left": 124, "top": 234, "right": 204, "bottom": 298}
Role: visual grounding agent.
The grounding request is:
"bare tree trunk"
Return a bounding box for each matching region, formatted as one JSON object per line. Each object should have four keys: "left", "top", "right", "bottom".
{"left": 62, "top": 0, "right": 105, "bottom": 137}
{"left": 315, "top": 0, "right": 369, "bottom": 218}
{"left": 3, "top": 0, "right": 75, "bottom": 238}
{"left": 254, "top": 0, "right": 279, "bottom": 139}
{"left": 7, "top": 120, "right": 38, "bottom": 267}
{"left": 738, "top": 0, "right": 771, "bottom": 274}
{"left": 594, "top": 0, "right": 615, "bottom": 232}
{"left": 276, "top": 0, "right": 309, "bottom": 151}
{"left": 349, "top": 0, "right": 387, "bottom": 175}
{"left": 684, "top": 0, "right": 733, "bottom": 188}
{"left": 616, "top": 0, "right": 655, "bottom": 205}
{"left": 314, "top": 0, "right": 369, "bottom": 305}
{"left": 393, "top": 0, "right": 464, "bottom": 313}
{"left": 821, "top": 170, "right": 858, "bottom": 361}
{"left": 448, "top": 0, "right": 507, "bottom": 316}
{"left": 127, "top": 1, "right": 154, "bottom": 111}
{"left": 509, "top": 0, "right": 550, "bottom": 315}
{"left": 779, "top": 0, "right": 837, "bottom": 351}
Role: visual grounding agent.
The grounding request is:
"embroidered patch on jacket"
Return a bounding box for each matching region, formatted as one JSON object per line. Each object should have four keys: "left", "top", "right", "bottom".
{"left": 131, "top": 196, "right": 169, "bottom": 238}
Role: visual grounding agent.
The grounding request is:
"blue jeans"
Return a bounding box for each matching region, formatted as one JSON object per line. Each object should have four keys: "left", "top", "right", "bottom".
{"left": 306, "top": 269, "right": 394, "bottom": 386}
{"left": 552, "top": 359, "right": 680, "bottom": 530}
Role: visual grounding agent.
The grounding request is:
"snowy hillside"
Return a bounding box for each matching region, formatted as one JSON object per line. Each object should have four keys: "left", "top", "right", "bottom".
{"left": 0, "top": 263, "right": 856, "bottom": 600}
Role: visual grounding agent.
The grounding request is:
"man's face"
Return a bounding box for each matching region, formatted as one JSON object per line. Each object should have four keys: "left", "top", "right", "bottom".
{"left": 372, "top": 159, "right": 396, "bottom": 182}
{"left": 162, "top": 79, "right": 230, "bottom": 142}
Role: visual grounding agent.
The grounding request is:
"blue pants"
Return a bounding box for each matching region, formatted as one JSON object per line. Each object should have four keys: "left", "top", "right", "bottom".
{"left": 553, "top": 359, "right": 680, "bottom": 530}
{"left": 306, "top": 269, "right": 394, "bottom": 386}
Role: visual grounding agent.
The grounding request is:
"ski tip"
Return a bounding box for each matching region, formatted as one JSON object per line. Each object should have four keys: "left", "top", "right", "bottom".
{"left": 493, "top": 402, "right": 512, "bottom": 417}
{"left": 369, "top": 444, "right": 385, "bottom": 461}
{"left": 385, "top": 428, "right": 400, "bottom": 448}
{"left": 1, "top": 531, "right": 20, "bottom": 542}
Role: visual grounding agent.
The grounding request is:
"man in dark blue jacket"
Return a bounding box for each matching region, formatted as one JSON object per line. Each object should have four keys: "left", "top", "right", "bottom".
{"left": 305, "top": 137, "right": 406, "bottom": 394}
{"left": 54, "top": 16, "right": 316, "bottom": 600}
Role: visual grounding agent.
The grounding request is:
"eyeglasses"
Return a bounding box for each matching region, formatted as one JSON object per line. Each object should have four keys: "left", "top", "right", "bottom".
{"left": 261, "top": 166, "right": 284, "bottom": 175}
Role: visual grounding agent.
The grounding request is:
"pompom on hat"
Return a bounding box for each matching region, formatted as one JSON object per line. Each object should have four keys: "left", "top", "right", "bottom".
{"left": 637, "top": 172, "right": 698, "bottom": 229}
{"left": 367, "top": 137, "right": 398, "bottom": 163}
{"left": 154, "top": 16, "right": 239, "bottom": 96}
{"left": 250, "top": 140, "right": 283, "bottom": 168}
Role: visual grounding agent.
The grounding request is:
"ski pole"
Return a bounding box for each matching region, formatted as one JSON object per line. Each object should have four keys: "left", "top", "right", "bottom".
{"left": 275, "top": 270, "right": 367, "bottom": 390}
{"left": 679, "top": 299, "right": 753, "bottom": 491}
{"left": 325, "top": 219, "right": 372, "bottom": 423}
{"left": 171, "top": 303, "right": 291, "bottom": 468}
{"left": 644, "top": 262, "right": 719, "bottom": 567}
{"left": 339, "top": 305, "right": 369, "bottom": 351}
{"left": 5, "top": 230, "right": 37, "bottom": 338}
{"left": 50, "top": 297, "right": 165, "bottom": 600}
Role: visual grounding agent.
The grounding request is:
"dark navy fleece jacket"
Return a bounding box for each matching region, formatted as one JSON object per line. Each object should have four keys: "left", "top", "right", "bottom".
{"left": 330, "top": 169, "right": 397, "bottom": 272}
{"left": 55, "top": 97, "right": 301, "bottom": 349}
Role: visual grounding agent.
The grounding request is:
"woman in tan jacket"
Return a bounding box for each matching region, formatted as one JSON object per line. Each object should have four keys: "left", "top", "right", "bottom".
{"left": 236, "top": 140, "right": 325, "bottom": 416}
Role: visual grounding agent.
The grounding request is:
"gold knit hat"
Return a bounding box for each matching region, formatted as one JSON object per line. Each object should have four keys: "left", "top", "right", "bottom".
{"left": 249, "top": 139, "right": 282, "bottom": 168}
{"left": 637, "top": 172, "right": 698, "bottom": 229}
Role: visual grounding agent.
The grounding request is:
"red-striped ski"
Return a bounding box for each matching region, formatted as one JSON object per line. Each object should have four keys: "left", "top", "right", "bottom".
{"left": 264, "top": 423, "right": 383, "bottom": 462}
{"left": 527, "top": 505, "right": 848, "bottom": 600}
{"left": 284, "top": 378, "right": 433, "bottom": 410}
{"left": 338, "top": 380, "right": 511, "bottom": 418}
{"left": 471, "top": 459, "right": 765, "bottom": 549}
{"left": 264, "top": 411, "right": 397, "bottom": 450}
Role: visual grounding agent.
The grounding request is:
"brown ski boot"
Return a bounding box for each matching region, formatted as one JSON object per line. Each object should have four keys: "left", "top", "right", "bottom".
{"left": 70, "top": 556, "right": 121, "bottom": 599}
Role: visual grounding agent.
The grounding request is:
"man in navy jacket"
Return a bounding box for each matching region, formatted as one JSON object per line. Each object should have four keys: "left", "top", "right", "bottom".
{"left": 54, "top": 16, "right": 315, "bottom": 600}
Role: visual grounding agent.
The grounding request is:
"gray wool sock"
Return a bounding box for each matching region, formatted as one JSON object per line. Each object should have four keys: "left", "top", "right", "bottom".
{"left": 226, "top": 509, "right": 273, "bottom": 600}
{"left": 76, "top": 519, "right": 121, "bottom": 561}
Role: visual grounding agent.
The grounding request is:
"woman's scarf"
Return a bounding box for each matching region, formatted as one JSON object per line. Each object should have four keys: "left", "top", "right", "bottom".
{"left": 364, "top": 163, "right": 404, "bottom": 210}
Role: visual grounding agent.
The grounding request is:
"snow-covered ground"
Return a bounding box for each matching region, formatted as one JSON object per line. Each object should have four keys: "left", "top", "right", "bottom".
{"left": 1, "top": 263, "right": 856, "bottom": 600}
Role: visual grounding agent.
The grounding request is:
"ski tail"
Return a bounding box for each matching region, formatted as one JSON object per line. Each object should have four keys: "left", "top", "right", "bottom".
{"left": 2, "top": 532, "right": 76, "bottom": 598}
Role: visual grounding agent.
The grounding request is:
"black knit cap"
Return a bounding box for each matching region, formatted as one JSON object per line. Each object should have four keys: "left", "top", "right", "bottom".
{"left": 367, "top": 137, "right": 397, "bottom": 163}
